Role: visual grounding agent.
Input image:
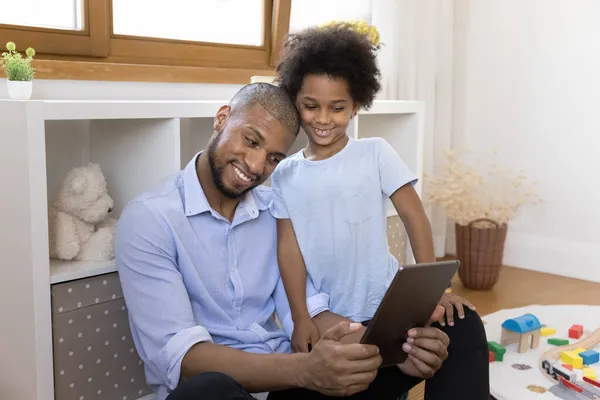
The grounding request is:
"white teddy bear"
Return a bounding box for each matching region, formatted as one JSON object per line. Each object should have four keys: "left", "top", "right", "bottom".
{"left": 48, "top": 163, "right": 117, "bottom": 262}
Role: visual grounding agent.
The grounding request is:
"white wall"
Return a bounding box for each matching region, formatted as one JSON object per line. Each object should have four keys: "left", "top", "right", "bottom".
{"left": 449, "top": 0, "right": 600, "bottom": 283}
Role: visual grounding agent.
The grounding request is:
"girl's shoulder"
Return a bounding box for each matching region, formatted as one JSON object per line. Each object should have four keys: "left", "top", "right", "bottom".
{"left": 347, "top": 136, "right": 391, "bottom": 158}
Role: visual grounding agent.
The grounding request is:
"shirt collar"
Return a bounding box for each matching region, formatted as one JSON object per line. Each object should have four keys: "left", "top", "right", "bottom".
{"left": 183, "top": 151, "right": 265, "bottom": 219}
{"left": 183, "top": 152, "right": 211, "bottom": 217}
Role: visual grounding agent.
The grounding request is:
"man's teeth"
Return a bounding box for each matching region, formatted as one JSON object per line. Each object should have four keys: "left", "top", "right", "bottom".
{"left": 234, "top": 165, "right": 251, "bottom": 182}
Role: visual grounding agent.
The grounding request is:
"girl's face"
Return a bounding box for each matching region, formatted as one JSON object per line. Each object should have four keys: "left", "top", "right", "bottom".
{"left": 295, "top": 74, "right": 358, "bottom": 147}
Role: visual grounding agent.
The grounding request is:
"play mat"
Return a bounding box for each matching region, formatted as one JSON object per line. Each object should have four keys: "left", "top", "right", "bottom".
{"left": 483, "top": 305, "right": 600, "bottom": 399}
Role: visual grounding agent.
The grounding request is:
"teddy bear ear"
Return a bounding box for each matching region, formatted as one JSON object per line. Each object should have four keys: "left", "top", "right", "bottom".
{"left": 69, "top": 174, "right": 87, "bottom": 195}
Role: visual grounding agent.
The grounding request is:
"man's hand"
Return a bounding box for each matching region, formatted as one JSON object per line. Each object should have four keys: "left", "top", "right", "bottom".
{"left": 298, "top": 321, "right": 382, "bottom": 396}
{"left": 292, "top": 317, "right": 321, "bottom": 353}
{"left": 397, "top": 326, "right": 450, "bottom": 379}
{"left": 438, "top": 292, "right": 476, "bottom": 327}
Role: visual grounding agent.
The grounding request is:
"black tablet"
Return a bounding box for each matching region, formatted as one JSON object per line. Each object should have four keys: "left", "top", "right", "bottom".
{"left": 359, "top": 260, "right": 461, "bottom": 367}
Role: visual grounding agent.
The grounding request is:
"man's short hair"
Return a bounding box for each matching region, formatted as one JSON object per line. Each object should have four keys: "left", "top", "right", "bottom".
{"left": 229, "top": 82, "right": 300, "bottom": 136}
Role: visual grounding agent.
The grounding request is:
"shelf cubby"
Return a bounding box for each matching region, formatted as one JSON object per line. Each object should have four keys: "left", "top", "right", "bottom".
{"left": 0, "top": 99, "right": 423, "bottom": 400}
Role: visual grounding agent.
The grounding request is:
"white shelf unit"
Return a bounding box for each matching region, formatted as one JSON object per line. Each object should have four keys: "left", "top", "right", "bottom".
{"left": 0, "top": 99, "right": 424, "bottom": 400}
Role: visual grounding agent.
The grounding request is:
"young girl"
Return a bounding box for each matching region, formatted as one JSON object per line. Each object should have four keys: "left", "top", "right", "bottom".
{"left": 270, "top": 23, "right": 473, "bottom": 353}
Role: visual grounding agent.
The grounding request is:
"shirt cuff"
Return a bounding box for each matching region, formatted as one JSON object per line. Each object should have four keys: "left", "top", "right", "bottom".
{"left": 307, "top": 293, "right": 330, "bottom": 318}
{"left": 158, "top": 325, "right": 213, "bottom": 390}
{"left": 383, "top": 176, "right": 418, "bottom": 198}
{"left": 279, "top": 311, "right": 294, "bottom": 340}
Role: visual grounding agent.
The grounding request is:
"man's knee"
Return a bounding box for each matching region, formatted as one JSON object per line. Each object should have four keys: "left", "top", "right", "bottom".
{"left": 188, "top": 371, "right": 243, "bottom": 389}
{"left": 168, "top": 372, "right": 250, "bottom": 399}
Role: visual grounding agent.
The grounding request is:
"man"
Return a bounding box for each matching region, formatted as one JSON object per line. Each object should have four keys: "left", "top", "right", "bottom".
{"left": 116, "top": 83, "right": 488, "bottom": 400}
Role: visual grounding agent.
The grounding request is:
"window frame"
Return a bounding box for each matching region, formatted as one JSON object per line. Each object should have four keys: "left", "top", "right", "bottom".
{"left": 0, "top": 0, "right": 291, "bottom": 84}
{"left": 0, "top": 0, "right": 109, "bottom": 57}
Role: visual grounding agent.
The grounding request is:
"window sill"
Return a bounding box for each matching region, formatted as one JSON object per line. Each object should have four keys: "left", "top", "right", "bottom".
{"left": 2, "top": 59, "right": 275, "bottom": 84}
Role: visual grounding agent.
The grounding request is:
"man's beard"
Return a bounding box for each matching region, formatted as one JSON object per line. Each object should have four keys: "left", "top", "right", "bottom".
{"left": 206, "top": 135, "right": 256, "bottom": 199}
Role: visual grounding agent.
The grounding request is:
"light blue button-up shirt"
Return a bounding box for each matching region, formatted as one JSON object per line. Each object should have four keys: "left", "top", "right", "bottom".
{"left": 115, "top": 153, "right": 330, "bottom": 400}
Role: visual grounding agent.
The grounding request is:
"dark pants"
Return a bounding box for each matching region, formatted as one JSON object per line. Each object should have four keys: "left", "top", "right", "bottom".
{"left": 167, "top": 307, "right": 489, "bottom": 400}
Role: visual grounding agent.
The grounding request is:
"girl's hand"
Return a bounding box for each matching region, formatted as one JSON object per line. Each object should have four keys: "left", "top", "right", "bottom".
{"left": 438, "top": 292, "right": 476, "bottom": 327}
{"left": 292, "top": 317, "right": 321, "bottom": 353}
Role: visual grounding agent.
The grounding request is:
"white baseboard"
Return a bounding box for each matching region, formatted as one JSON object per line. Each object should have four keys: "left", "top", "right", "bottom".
{"left": 433, "top": 234, "right": 447, "bottom": 258}
{"left": 502, "top": 232, "right": 600, "bottom": 283}
{"left": 445, "top": 229, "right": 600, "bottom": 283}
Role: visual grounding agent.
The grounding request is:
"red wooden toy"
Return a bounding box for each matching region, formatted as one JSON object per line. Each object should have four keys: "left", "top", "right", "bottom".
{"left": 568, "top": 324, "right": 583, "bottom": 339}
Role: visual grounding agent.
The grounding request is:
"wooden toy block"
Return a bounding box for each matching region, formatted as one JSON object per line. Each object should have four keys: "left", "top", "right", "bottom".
{"left": 487, "top": 341, "right": 506, "bottom": 361}
{"left": 562, "top": 363, "right": 573, "bottom": 371}
{"left": 574, "top": 347, "right": 587, "bottom": 354}
{"left": 583, "top": 368, "right": 596, "bottom": 380}
{"left": 541, "top": 327, "right": 556, "bottom": 336}
{"left": 489, "top": 350, "right": 494, "bottom": 362}
{"left": 488, "top": 341, "right": 506, "bottom": 354}
{"left": 579, "top": 350, "right": 599, "bottom": 365}
{"left": 569, "top": 324, "right": 583, "bottom": 339}
{"left": 500, "top": 314, "right": 541, "bottom": 353}
{"left": 548, "top": 338, "right": 569, "bottom": 346}
{"left": 561, "top": 351, "right": 583, "bottom": 369}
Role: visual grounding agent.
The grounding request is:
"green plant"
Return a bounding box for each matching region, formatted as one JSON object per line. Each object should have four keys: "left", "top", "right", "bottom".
{"left": 2, "top": 42, "right": 36, "bottom": 81}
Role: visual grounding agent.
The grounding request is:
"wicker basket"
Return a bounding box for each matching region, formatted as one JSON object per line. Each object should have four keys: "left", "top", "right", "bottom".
{"left": 455, "top": 218, "right": 508, "bottom": 290}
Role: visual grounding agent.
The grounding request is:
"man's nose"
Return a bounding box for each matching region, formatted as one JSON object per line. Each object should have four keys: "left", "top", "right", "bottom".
{"left": 245, "top": 151, "right": 265, "bottom": 176}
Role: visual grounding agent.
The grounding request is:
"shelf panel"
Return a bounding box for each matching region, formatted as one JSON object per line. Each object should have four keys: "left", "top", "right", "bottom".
{"left": 43, "top": 100, "right": 227, "bottom": 121}
{"left": 50, "top": 259, "right": 117, "bottom": 284}
{"left": 36, "top": 100, "right": 424, "bottom": 121}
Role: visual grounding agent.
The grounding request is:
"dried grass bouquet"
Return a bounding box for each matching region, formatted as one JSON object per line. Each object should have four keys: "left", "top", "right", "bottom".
{"left": 424, "top": 149, "right": 543, "bottom": 228}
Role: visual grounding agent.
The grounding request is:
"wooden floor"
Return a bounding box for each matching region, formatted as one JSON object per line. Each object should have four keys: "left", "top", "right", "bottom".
{"left": 407, "top": 263, "right": 600, "bottom": 399}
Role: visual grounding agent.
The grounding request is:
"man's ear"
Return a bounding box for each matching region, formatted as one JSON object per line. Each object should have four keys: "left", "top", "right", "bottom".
{"left": 214, "top": 105, "right": 231, "bottom": 131}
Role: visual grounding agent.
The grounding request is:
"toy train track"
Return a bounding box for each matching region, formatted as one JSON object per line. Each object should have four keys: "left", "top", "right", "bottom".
{"left": 539, "top": 327, "right": 600, "bottom": 383}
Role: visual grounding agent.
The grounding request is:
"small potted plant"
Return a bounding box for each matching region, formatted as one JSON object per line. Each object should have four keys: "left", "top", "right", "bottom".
{"left": 424, "top": 149, "right": 543, "bottom": 290}
{"left": 2, "top": 41, "right": 36, "bottom": 100}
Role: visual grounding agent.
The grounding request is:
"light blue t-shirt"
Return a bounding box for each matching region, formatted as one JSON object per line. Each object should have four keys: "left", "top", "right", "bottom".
{"left": 269, "top": 136, "right": 418, "bottom": 322}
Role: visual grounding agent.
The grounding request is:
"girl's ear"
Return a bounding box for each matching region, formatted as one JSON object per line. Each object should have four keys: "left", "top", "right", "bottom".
{"left": 352, "top": 103, "right": 360, "bottom": 118}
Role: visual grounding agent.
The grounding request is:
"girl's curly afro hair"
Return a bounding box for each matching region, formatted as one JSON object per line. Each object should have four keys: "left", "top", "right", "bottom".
{"left": 275, "top": 25, "right": 382, "bottom": 110}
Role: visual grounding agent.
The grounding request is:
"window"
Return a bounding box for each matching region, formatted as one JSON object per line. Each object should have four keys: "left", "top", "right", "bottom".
{"left": 0, "top": 0, "right": 292, "bottom": 83}
{"left": 0, "top": 0, "right": 84, "bottom": 31}
{"left": 112, "top": 0, "right": 264, "bottom": 46}
{"left": 0, "top": 0, "right": 108, "bottom": 57}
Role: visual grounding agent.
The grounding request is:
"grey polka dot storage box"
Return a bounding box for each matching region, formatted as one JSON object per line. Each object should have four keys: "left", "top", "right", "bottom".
{"left": 51, "top": 272, "right": 152, "bottom": 400}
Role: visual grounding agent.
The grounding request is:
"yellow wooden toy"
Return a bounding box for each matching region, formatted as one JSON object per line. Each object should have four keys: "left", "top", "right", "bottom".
{"left": 541, "top": 327, "right": 556, "bottom": 336}
{"left": 561, "top": 351, "right": 583, "bottom": 369}
{"left": 583, "top": 368, "right": 596, "bottom": 380}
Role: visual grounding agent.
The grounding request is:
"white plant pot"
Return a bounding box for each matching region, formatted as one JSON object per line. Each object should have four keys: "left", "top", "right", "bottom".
{"left": 7, "top": 80, "right": 33, "bottom": 100}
